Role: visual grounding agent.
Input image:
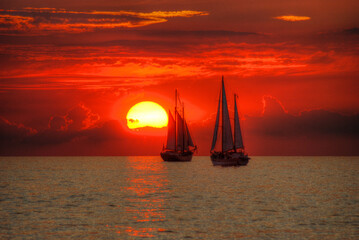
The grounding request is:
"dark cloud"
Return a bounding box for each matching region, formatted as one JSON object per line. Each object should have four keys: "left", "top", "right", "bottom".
{"left": 342, "top": 28, "right": 359, "bottom": 35}
{"left": 23, "top": 120, "right": 122, "bottom": 146}
{"left": 2, "top": 118, "right": 165, "bottom": 155}
{"left": 0, "top": 104, "right": 102, "bottom": 146}
{"left": 64, "top": 104, "right": 100, "bottom": 130}
{"left": 1, "top": 98, "right": 358, "bottom": 156}
{"left": 48, "top": 115, "right": 67, "bottom": 131}
{"left": 23, "top": 127, "right": 81, "bottom": 145}
{"left": 46, "top": 104, "right": 100, "bottom": 132}
{"left": 0, "top": 103, "right": 165, "bottom": 155}
{"left": 128, "top": 119, "right": 139, "bottom": 123}
{"left": 0, "top": 116, "right": 37, "bottom": 143}
{"left": 247, "top": 96, "right": 359, "bottom": 137}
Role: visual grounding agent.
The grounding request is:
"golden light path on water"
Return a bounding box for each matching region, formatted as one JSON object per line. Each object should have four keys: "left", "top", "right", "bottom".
{"left": 117, "top": 157, "right": 169, "bottom": 237}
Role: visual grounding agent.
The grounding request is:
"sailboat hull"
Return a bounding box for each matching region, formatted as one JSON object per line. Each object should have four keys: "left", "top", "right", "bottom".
{"left": 161, "top": 151, "right": 193, "bottom": 162}
{"left": 210, "top": 152, "right": 249, "bottom": 166}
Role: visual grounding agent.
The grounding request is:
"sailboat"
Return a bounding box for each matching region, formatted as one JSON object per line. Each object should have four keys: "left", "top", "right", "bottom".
{"left": 210, "top": 76, "right": 250, "bottom": 166}
{"left": 161, "top": 90, "right": 197, "bottom": 162}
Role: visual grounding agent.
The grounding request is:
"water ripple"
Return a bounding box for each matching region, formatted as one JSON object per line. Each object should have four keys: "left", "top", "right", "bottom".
{"left": 0, "top": 156, "right": 358, "bottom": 239}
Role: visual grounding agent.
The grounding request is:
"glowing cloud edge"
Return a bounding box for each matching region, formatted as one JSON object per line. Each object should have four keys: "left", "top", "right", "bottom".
{"left": 273, "top": 15, "right": 311, "bottom": 22}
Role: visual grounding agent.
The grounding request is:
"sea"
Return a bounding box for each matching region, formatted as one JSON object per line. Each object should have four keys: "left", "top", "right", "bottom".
{"left": 0, "top": 156, "right": 358, "bottom": 239}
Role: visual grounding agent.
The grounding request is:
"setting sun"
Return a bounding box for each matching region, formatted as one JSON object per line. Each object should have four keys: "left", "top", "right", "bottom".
{"left": 126, "top": 101, "right": 168, "bottom": 129}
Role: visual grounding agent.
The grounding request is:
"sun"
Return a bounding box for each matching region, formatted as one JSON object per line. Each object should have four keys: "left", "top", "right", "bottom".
{"left": 126, "top": 101, "right": 168, "bottom": 129}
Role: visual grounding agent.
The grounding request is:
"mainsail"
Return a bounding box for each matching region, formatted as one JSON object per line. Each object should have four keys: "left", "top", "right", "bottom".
{"left": 177, "top": 113, "right": 194, "bottom": 151}
{"left": 176, "top": 112, "right": 184, "bottom": 151}
{"left": 234, "top": 96, "right": 244, "bottom": 149}
{"left": 186, "top": 121, "right": 194, "bottom": 147}
{"left": 166, "top": 110, "right": 176, "bottom": 150}
{"left": 211, "top": 91, "right": 221, "bottom": 151}
{"left": 221, "top": 79, "right": 234, "bottom": 152}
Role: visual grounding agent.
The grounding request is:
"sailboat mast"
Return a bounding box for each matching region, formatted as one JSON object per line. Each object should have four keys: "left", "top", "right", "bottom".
{"left": 221, "top": 76, "right": 224, "bottom": 153}
{"left": 234, "top": 93, "right": 236, "bottom": 153}
{"left": 182, "top": 102, "right": 185, "bottom": 153}
{"left": 211, "top": 89, "right": 221, "bottom": 152}
{"left": 175, "top": 89, "right": 177, "bottom": 152}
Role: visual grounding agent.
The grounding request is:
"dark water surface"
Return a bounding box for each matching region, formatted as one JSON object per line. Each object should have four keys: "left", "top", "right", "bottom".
{"left": 0, "top": 156, "right": 358, "bottom": 239}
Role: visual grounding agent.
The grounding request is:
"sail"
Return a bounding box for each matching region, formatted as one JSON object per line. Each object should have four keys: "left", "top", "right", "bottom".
{"left": 234, "top": 97, "right": 244, "bottom": 149}
{"left": 176, "top": 111, "right": 184, "bottom": 151}
{"left": 211, "top": 91, "right": 221, "bottom": 151}
{"left": 221, "top": 78, "right": 234, "bottom": 152}
{"left": 166, "top": 110, "right": 176, "bottom": 150}
{"left": 185, "top": 121, "right": 195, "bottom": 147}
{"left": 184, "top": 122, "right": 189, "bottom": 151}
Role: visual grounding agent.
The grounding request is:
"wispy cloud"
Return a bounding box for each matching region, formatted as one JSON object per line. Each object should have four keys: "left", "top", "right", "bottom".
{"left": 273, "top": 15, "right": 310, "bottom": 22}
{"left": 0, "top": 39, "right": 357, "bottom": 90}
{"left": 0, "top": 8, "right": 208, "bottom": 34}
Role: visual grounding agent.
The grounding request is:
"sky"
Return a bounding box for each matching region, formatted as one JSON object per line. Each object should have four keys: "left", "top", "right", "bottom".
{"left": 0, "top": 0, "right": 358, "bottom": 156}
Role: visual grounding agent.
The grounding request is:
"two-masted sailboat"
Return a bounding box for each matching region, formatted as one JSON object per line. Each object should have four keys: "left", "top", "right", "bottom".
{"left": 210, "top": 77, "right": 250, "bottom": 166}
{"left": 161, "top": 90, "right": 197, "bottom": 161}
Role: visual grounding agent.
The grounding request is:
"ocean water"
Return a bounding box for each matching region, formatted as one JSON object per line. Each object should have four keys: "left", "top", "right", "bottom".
{"left": 0, "top": 156, "right": 358, "bottom": 239}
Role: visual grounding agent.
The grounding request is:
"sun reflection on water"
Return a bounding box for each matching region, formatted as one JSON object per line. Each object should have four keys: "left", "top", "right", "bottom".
{"left": 116, "top": 156, "right": 170, "bottom": 238}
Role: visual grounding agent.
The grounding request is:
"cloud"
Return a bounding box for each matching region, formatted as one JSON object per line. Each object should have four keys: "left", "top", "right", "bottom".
{"left": 0, "top": 98, "right": 170, "bottom": 155}
{"left": 0, "top": 116, "right": 37, "bottom": 143}
{"left": 0, "top": 116, "right": 164, "bottom": 155}
{"left": 139, "top": 30, "right": 258, "bottom": 38}
{"left": 307, "top": 52, "right": 334, "bottom": 64}
{"left": 0, "top": 36, "right": 357, "bottom": 92}
{"left": 8, "top": 104, "right": 116, "bottom": 148}
{"left": 128, "top": 119, "right": 139, "bottom": 123}
{"left": 64, "top": 104, "right": 100, "bottom": 130}
{"left": 261, "top": 95, "right": 288, "bottom": 116}
{"left": 48, "top": 103, "right": 100, "bottom": 131}
{"left": 0, "top": 103, "right": 161, "bottom": 154}
{"left": 273, "top": 15, "right": 310, "bottom": 22}
{"left": 0, "top": 8, "right": 208, "bottom": 34}
{"left": 0, "top": 104, "right": 103, "bottom": 147}
{"left": 48, "top": 115, "right": 68, "bottom": 131}
{"left": 247, "top": 95, "right": 359, "bottom": 137}
{"left": 1, "top": 98, "right": 359, "bottom": 156}
{"left": 342, "top": 28, "right": 359, "bottom": 35}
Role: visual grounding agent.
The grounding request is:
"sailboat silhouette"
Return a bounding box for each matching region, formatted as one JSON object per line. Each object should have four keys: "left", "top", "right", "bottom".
{"left": 210, "top": 76, "right": 250, "bottom": 166}
{"left": 161, "top": 90, "right": 197, "bottom": 161}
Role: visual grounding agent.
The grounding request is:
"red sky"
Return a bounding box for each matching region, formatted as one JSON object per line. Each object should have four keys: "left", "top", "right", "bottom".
{"left": 0, "top": 0, "right": 358, "bottom": 155}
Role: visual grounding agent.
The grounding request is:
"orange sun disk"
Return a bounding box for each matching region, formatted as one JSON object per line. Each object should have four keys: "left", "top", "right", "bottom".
{"left": 126, "top": 101, "right": 168, "bottom": 129}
